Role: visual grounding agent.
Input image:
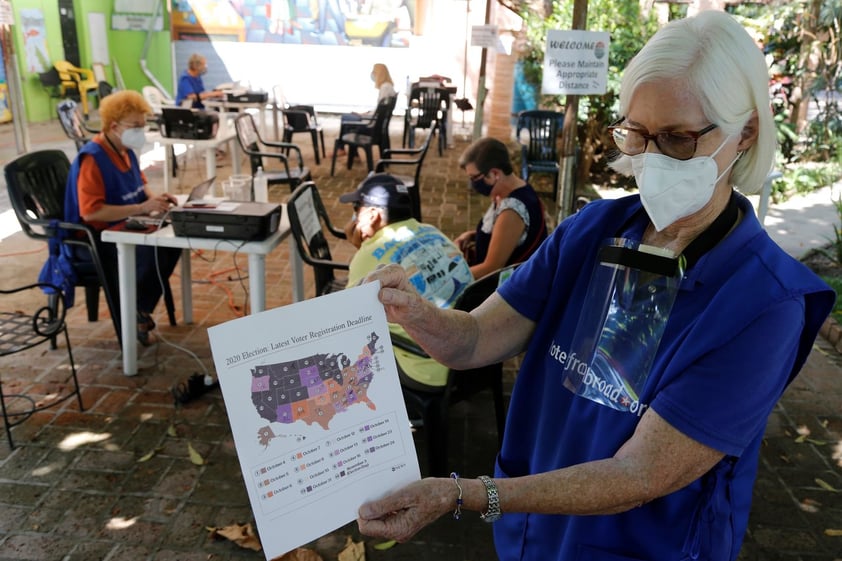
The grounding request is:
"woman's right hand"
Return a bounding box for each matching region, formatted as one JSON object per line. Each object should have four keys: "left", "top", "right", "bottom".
{"left": 454, "top": 230, "right": 475, "bottom": 252}
{"left": 360, "top": 264, "right": 429, "bottom": 326}
{"left": 140, "top": 195, "right": 175, "bottom": 216}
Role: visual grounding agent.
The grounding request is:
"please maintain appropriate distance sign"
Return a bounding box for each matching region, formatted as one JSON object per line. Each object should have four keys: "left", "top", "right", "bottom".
{"left": 542, "top": 29, "right": 610, "bottom": 96}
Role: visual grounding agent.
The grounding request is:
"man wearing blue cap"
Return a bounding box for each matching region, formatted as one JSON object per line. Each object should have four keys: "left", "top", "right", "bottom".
{"left": 340, "top": 173, "right": 473, "bottom": 388}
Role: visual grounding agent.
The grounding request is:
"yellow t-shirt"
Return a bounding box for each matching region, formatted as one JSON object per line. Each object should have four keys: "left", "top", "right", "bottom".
{"left": 348, "top": 219, "right": 473, "bottom": 387}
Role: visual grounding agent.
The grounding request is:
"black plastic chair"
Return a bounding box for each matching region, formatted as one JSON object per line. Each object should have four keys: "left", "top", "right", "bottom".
{"left": 235, "top": 112, "right": 312, "bottom": 194}
{"left": 282, "top": 105, "right": 326, "bottom": 165}
{"left": 403, "top": 85, "right": 448, "bottom": 156}
{"left": 515, "top": 109, "right": 564, "bottom": 200}
{"left": 392, "top": 264, "right": 518, "bottom": 477}
{"left": 56, "top": 99, "right": 92, "bottom": 152}
{"left": 286, "top": 182, "right": 349, "bottom": 297}
{"left": 38, "top": 67, "right": 69, "bottom": 114}
{"left": 1, "top": 282, "right": 85, "bottom": 449}
{"left": 331, "top": 96, "right": 397, "bottom": 175}
{"left": 374, "top": 122, "right": 436, "bottom": 221}
{"left": 3, "top": 150, "right": 176, "bottom": 344}
{"left": 97, "top": 80, "right": 115, "bottom": 100}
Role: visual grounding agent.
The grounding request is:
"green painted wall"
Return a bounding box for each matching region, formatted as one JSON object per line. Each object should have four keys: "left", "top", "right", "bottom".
{"left": 11, "top": 0, "right": 64, "bottom": 123}
{"left": 11, "top": 0, "right": 173, "bottom": 123}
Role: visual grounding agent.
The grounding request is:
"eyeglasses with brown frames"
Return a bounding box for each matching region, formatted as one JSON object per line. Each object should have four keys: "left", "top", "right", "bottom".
{"left": 608, "top": 117, "right": 718, "bottom": 161}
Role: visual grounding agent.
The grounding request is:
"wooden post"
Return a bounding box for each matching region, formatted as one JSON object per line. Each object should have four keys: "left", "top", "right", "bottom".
{"left": 557, "top": 0, "right": 588, "bottom": 219}
{"left": 471, "top": 0, "right": 493, "bottom": 141}
{"left": 0, "top": 9, "right": 30, "bottom": 155}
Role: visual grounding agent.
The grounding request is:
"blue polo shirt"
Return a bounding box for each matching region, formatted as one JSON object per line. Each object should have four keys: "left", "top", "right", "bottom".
{"left": 494, "top": 193, "right": 833, "bottom": 560}
{"left": 175, "top": 71, "right": 206, "bottom": 109}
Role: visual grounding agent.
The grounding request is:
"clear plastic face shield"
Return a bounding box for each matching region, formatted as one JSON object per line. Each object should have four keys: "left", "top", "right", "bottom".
{"left": 562, "top": 238, "right": 683, "bottom": 414}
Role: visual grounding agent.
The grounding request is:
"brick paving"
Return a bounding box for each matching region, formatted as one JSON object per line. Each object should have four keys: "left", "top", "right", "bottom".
{"left": 0, "top": 118, "right": 840, "bottom": 560}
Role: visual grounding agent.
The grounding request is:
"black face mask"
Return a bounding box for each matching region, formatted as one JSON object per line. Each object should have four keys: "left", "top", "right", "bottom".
{"left": 470, "top": 177, "right": 493, "bottom": 196}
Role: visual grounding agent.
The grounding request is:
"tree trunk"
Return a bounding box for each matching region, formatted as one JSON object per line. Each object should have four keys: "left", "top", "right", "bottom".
{"left": 791, "top": 0, "right": 823, "bottom": 133}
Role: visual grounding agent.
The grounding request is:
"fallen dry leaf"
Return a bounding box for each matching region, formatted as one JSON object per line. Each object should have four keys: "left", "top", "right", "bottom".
{"left": 338, "top": 535, "right": 366, "bottom": 561}
{"left": 207, "top": 522, "right": 262, "bottom": 551}
{"left": 799, "top": 498, "right": 821, "bottom": 513}
{"left": 137, "top": 449, "right": 156, "bottom": 463}
{"left": 372, "top": 540, "right": 397, "bottom": 551}
{"left": 188, "top": 442, "right": 205, "bottom": 465}
{"left": 270, "top": 547, "right": 323, "bottom": 561}
{"left": 815, "top": 478, "right": 840, "bottom": 492}
{"left": 824, "top": 528, "right": 842, "bottom": 536}
{"left": 167, "top": 423, "right": 178, "bottom": 437}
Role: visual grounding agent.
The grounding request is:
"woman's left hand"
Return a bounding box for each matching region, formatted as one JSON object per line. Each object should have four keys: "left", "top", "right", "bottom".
{"left": 357, "top": 478, "right": 453, "bottom": 542}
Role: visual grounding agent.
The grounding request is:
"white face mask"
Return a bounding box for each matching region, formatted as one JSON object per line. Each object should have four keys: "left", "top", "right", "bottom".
{"left": 632, "top": 135, "right": 738, "bottom": 231}
{"left": 120, "top": 127, "right": 147, "bottom": 151}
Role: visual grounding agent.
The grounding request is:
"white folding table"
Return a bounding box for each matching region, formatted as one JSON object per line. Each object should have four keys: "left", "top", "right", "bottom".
{"left": 203, "top": 98, "right": 270, "bottom": 136}
{"left": 101, "top": 208, "right": 305, "bottom": 376}
{"left": 147, "top": 117, "right": 242, "bottom": 194}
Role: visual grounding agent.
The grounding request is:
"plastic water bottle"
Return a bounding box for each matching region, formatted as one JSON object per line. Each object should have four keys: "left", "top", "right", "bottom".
{"left": 254, "top": 167, "right": 268, "bottom": 203}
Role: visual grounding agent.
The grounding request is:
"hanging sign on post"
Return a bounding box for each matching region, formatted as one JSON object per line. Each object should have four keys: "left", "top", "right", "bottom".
{"left": 541, "top": 29, "right": 610, "bottom": 96}
{"left": 0, "top": 1, "right": 13, "bottom": 25}
{"left": 470, "top": 25, "right": 498, "bottom": 48}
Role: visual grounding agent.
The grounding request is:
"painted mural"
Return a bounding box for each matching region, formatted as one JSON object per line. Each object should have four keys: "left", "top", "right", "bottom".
{"left": 20, "top": 8, "right": 49, "bottom": 73}
{"left": 0, "top": 43, "right": 11, "bottom": 123}
{"left": 171, "top": 0, "right": 415, "bottom": 47}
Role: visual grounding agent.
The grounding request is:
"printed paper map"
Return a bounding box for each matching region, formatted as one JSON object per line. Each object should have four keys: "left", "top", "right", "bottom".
{"left": 208, "top": 283, "right": 420, "bottom": 560}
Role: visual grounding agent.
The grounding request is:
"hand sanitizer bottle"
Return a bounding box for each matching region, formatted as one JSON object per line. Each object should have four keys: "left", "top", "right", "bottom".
{"left": 254, "top": 166, "right": 268, "bottom": 202}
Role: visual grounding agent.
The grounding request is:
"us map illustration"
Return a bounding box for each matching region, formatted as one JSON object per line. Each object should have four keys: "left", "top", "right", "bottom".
{"left": 251, "top": 331, "right": 382, "bottom": 445}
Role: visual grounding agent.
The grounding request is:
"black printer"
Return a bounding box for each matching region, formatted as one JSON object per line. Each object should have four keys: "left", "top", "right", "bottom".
{"left": 170, "top": 201, "right": 282, "bottom": 241}
{"left": 161, "top": 107, "right": 219, "bottom": 140}
{"left": 226, "top": 91, "right": 269, "bottom": 104}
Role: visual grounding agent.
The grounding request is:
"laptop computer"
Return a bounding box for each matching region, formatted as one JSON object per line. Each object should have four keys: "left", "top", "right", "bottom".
{"left": 127, "top": 176, "right": 216, "bottom": 227}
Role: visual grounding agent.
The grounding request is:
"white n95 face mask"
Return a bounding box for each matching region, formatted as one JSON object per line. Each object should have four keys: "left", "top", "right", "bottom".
{"left": 632, "top": 136, "right": 737, "bottom": 231}
{"left": 121, "top": 127, "right": 147, "bottom": 151}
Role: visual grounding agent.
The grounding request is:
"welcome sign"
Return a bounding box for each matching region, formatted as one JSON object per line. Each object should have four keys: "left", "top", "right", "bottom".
{"left": 542, "top": 29, "right": 610, "bottom": 96}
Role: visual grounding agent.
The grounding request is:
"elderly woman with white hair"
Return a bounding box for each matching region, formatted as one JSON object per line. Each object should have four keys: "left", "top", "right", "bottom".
{"left": 353, "top": 10, "right": 835, "bottom": 561}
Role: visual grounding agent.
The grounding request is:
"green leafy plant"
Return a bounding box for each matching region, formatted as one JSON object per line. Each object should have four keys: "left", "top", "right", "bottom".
{"left": 817, "top": 196, "right": 842, "bottom": 266}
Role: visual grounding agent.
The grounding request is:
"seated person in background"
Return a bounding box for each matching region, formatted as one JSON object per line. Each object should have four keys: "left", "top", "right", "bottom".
{"left": 175, "top": 53, "right": 224, "bottom": 109}
{"left": 64, "top": 89, "right": 181, "bottom": 347}
{"left": 341, "top": 173, "right": 474, "bottom": 388}
{"left": 456, "top": 137, "right": 548, "bottom": 279}
{"left": 336, "top": 63, "right": 397, "bottom": 155}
